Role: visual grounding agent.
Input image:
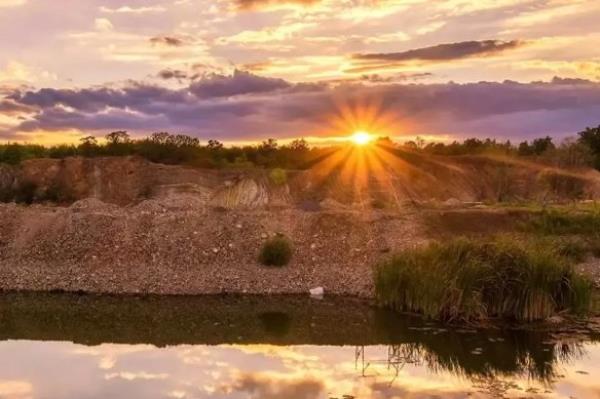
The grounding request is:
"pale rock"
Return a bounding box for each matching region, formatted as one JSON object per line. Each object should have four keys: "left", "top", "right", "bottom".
{"left": 310, "top": 286, "right": 324, "bottom": 297}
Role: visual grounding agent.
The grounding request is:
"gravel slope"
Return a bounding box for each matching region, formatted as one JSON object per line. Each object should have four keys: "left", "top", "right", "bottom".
{"left": 0, "top": 199, "right": 426, "bottom": 297}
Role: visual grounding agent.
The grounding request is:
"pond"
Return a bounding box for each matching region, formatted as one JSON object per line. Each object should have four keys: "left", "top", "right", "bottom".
{"left": 0, "top": 293, "right": 598, "bottom": 398}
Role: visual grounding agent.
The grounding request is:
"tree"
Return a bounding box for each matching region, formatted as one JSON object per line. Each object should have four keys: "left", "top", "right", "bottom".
{"left": 150, "top": 132, "right": 170, "bottom": 144}
{"left": 207, "top": 139, "right": 223, "bottom": 150}
{"left": 260, "top": 138, "right": 278, "bottom": 151}
{"left": 578, "top": 125, "right": 600, "bottom": 153}
{"left": 169, "top": 134, "right": 199, "bottom": 147}
{"left": 105, "top": 131, "right": 132, "bottom": 156}
{"left": 105, "top": 131, "right": 130, "bottom": 145}
{"left": 80, "top": 136, "right": 97, "bottom": 146}
{"left": 403, "top": 140, "right": 418, "bottom": 149}
{"left": 1, "top": 143, "right": 24, "bottom": 165}
{"left": 531, "top": 136, "right": 555, "bottom": 155}
{"left": 289, "top": 138, "right": 308, "bottom": 151}
{"left": 578, "top": 125, "right": 600, "bottom": 169}
{"left": 78, "top": 136, "right": 98, "bottom": 157}
{"left": 518, "top": 141, "right": 533, "bottom": 156}
{"left": 375, "top": 136, "right": 393, "bottom": 147}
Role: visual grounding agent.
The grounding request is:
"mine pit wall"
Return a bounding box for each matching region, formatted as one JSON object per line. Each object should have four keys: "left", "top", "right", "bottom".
{"left": 2, "top": 156, "right": 600, "bottom": 208}
{"left": 0, "top": 155, "right": 600, "bottom": 296}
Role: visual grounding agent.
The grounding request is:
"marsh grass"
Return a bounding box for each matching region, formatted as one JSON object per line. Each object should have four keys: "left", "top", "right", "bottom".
{"left": 374, "top": 236, "right": 592, "bottom": 322}
{"left": 259, "top": 236, "right": 293, "bottom": 266}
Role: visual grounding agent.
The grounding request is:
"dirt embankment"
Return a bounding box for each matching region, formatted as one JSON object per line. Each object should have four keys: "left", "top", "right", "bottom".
{"left": 0, "top": 155, "right": 599, "bottom": 296}
{"left": 0, "top": 201, "right": 426, "bottom": 297}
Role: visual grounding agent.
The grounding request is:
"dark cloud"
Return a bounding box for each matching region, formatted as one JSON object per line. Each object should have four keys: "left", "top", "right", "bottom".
{"left": 354, "top": 40, "right": 524, "bottom": 63}
{"left": 2, "top": 72, "right": 600, "bottom": 141}
{"left": 149, "top": 35, "right": 187, "bottom": 47}
{"left": 189, "top": 69, "right": 290, "bottom": 98}
{"left": 0, "top": 99, "right": 35, "bottom": 115}
{"left": 157, "top": 69, "right": 190, "bottom": 81}
{"left": 223, "top": 373, "right": 323, "bottom": 399}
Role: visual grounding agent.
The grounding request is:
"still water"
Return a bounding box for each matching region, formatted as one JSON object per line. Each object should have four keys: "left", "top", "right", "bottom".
{"left": 0, "top": 293, "right": 598, "bottom": 399}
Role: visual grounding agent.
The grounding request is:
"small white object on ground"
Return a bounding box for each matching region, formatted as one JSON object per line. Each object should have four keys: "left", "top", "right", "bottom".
{"left": 309, "top": 286, "right": 324, "bottom": 297}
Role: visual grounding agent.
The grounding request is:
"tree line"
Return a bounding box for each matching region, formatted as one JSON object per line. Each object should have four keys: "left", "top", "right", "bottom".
{"left": 1, "top": 125, "right": 599, "bottom": 170}
{"left": 0, "top": 131, "right": 331, "bottom": 169}
{"left": 402, "top": 125, "right": 600, "bottom": 169}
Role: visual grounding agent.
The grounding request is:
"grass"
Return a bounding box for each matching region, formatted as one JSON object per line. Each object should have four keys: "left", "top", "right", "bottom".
{"left": 374, "top": 236, "right": 592, "bottom": 322}
{"left": 259, "top": 236, "right": 293, "bottom": 266}
{"left": 525, "top": 207, "right": 600, "bottom": 236}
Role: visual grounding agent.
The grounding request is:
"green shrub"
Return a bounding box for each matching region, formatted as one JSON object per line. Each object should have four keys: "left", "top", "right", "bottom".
{"left": 525, "top": 209, "right": 600, "bottom": 236}
{"left": 259, "top": 236, "right": 293, "bottom": 266}
{"left": 374, "top": 236, "right": 592, "bottom": 322}
{"left": 268, "top": 168, "right": 287, "bottom": 186}
{"left": 538, "top": 171, "right": 585, "bottom": 199}
{"left": 553, "top": 237, "right": 589, "bottom": 262}
{"left": 14, "top": 180, "right": 37, "bottom": 204}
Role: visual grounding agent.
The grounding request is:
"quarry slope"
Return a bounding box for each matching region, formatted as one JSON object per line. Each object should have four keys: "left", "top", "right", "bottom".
{"left": 0, "top": 154, "right": 599, "bottom": 296}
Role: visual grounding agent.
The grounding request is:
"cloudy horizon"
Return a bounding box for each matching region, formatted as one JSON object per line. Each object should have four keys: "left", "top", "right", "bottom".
{"left": 1, "top": 0, "right": 599, "bottom": 144}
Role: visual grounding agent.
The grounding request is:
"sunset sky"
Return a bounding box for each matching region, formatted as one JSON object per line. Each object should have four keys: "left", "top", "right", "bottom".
{"left": 0, "top": 0, "right": 599, "bottom": 145}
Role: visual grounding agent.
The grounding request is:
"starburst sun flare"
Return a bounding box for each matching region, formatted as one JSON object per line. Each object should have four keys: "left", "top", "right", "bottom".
{"left": 350, "top": 131, "right": 374, "bottom": 146}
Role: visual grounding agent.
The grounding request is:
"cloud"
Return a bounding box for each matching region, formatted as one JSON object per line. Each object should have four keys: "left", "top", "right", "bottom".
{"left": 221, "top": 373, "right": 324, "bottom": 399}
{"left": 3, "top": 72, "right": 600, "bottom": 142}
{"left": 99, "top": 5, "right": 166, "bottom": 14}
{"left": 0, "top": 0, "right": 26, "bottom": 7}
{"left": 157, "top": 69, "right": 192, "bottom": 81}
{"left": 234, "top": 0, "right": 320, "bottom": 11}
{"left": 354, "top": 39, "right": 524, "bottom": 63}
{"left": 94, "top": 18, "right": 114, "bottom": 32}
{"left": 150, "top": 36, "right": 187, "bottom": 47}
{"left": 0, "top": 61, "right": 56, "bottom": 85}
{"left": 189, "top": 70, "right": 290, "bottom": 98}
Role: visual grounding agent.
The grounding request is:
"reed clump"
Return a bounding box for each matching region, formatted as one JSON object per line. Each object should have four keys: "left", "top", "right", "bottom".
{"left": 374, "top": 236, "right": 592, "bottom": 322}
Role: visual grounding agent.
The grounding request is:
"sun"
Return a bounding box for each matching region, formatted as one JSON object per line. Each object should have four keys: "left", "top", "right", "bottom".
{"left": 350, "top": 131, "right": 373, "bottom": 146}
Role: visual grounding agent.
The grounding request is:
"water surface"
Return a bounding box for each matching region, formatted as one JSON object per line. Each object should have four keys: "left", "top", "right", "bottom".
{"left": 0, "top": 293, "right": 598, "bottom": 398}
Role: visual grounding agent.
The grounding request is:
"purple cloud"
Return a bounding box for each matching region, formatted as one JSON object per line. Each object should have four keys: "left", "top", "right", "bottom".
{"left": 354, "top": 40, "right": 524, "bottom": 63}
{"left": 2, "top": 71, "right": 600, "bottom": 142}
{"left": 189, "top": 70, "right": 290, "bottom": 98}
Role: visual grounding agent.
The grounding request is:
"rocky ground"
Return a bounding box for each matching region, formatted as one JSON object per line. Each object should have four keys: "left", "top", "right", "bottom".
{"left": 1, "top": 155, "right": 600, "bottom": 298}
{"left": 0, "top": 198, "right": 427, "bottom": 297}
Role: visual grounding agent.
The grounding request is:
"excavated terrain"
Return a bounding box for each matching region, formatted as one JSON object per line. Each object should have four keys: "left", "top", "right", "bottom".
{"left": 0, "top": 154, "right": 599, "bottom": 296}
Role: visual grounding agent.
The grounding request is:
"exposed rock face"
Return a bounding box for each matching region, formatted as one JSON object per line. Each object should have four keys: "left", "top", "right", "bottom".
{"left": 210, "top": 178, "right": 270, "bottom": 208}
{"left": 2, "top": 155, "right": 600, "bottom": 209}
{"left": 0, "top": 154, "right": 600, "bottom": 297}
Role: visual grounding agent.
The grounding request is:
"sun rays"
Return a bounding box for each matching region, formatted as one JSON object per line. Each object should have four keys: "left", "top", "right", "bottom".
{"left": 350, "top": 131, "right": 374, "bottom": 146}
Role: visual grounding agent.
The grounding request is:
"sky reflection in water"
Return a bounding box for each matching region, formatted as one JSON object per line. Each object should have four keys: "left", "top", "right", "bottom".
{"left": 0, "top": 293, "right": 598, "bottom": 399}
{"left": 0, "top": 340, "right": 598, "bottom": 399}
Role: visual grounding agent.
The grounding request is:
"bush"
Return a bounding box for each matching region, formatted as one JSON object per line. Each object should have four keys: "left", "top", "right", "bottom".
{"left": 525, "top": 209, "right": 600, "bottom": 236}
{"left": 269, "top": 168, "right": 287, "bottom": 185}
{"left": 14, "top": 180, "right": 37, "bottom": 204}
{"left": 259, "top": 236, "right": 293, "bottom": 266}
{"left": 374, "top": 236, "right": 592, "bottom": 322}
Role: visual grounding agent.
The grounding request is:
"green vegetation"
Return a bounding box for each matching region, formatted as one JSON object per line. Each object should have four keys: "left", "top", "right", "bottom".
{"left": 0, "top": 132, "right": 328, "bottom": 170}
{"left": 374, "top": 236, "right": 592, "bottom": 322}
{"left": 0, "top": 179, "right": 74, "bottom": 205}
{"left": 259, "top": 236, "right": 293, "bottom": 267}
{"left": 525, "top": 208, "right": 600, "bottom": 236}
{"left": 2, "top": 125, "right": 600, "bottom": 171}
{"left": 406, "top": 125, "right": 600, "bottom": 170}
{"left": 268, "top": 168, "right": 287, "bottom": 185}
